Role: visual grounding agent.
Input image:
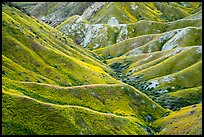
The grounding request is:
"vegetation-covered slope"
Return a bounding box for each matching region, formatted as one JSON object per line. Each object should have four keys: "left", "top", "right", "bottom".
{"left": 14, "top": 2, "right": 201, "bottom": 26}
{"left": 2, "top": 5, "right": 119, "bottom": 86}
{"left": 105, "top": 46, "right": 202, "bottom": 111}
{"left": 2, "top": 2, "right": 202, "bottom": 135}
{"left": 87, "top": 7, "right": 202, "bottom": 113}
{"left": 152, "top": 103, "right": 202, "bottom": 135}
{"left": 56, "top": 15, "right": 117, "bottom": 50}
{"left": 2, "top": 4, "right": 169, "bottom": 135}
{"left": 3, "top": 90, "right": 148, "bottom": 135}
{"left": 155, "top": 86, "right": 202, "bottom": 110}
{"left": 3, "top": 78, "right": 168, "bottom": 121}
{"left": 11, "top": 2, "right": 94, "bottom": 27}
{"left": 82, "top": 2, "right": 201, "bottom": 24}
{"left": 56, "top": 8, "right": 201, "bottom": 50}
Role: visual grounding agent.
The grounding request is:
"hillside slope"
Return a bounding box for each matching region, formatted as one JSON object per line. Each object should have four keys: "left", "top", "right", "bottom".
{"left": 151, "top": 103, "right": 202, "bottom": 135}
{"left": 88, "top": 9, "right": 202, "bottom": 112}
{"left": 2, "top": 5, "right": 119, "bottom": 86}
{"left": 3, "top": 90, "right": 148, "bottom": 135}
{"left": 82, "top": 2, "right": 201, "bottom": 24}
{"left": 20, "top": 2, "right": 201, "bottom": 25}
{"left": 11, "top": 2, "right": 94, "bottom": 27}
{"left": 56, "top": 9, "right": 201, "bottom": 50}
{"left": 2, "top": 4, "right": 170, "bottom": 135}
{"left": 2, "top": 2, "right": 202, "bottom": 135}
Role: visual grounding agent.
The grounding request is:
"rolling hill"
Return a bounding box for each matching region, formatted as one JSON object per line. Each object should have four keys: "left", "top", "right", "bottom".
{"left": 20, "top": 2, "right": 201, "bottom": 25}
{"left": 152, "top": 103, "right": 202, "bottom": 135}
{"left": 2, "top": 2, "right": 202, "bottom": 135}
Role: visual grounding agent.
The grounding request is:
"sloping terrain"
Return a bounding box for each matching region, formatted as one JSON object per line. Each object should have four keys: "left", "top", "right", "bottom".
{"left": 56, "top": 15, "right": 118, "bottom": 50}
{"left": 2, "top": 5, "right": 119, "bottom": 86}
{"left": 2, "top": 4, "right": 169, "bottom": 135}
{"left": 151, "top": 103, "right": 202, "bottom": 135}
{"left": 56, "top": 7, "right": 201, "bottom": 50}
{"left": 102, "top": 29, "right": 202, "bottom": 111}
{"left": 23, "top": 2, "right": 201, "bottom": 25}
{"left": 87, "top": 7, "right": 202, "bottom": 112}
{"left": 82, "top": 2, "right": 201, "bottom": 24}
{"left": 155, "top": 86, "right": 202, "bottom": 110}
{"left": 3, "top": 78, "right": 168, "bottom": 120}
{"left": 2, "top": 2, "right": 202, "bottom": 135}
{"left": 11, "top": 2, "right": 94, "bottom": 27}
{"left": 3, "top": 77, "right": 170, "bottom": 135}
{"left": 3, "top": 90, "right": 148, "bottom": 135}
{"left": 13, "top": 2, "right": 201, "bottom": 50}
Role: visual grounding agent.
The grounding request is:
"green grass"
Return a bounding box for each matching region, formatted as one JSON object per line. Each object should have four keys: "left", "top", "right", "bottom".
{"left": 155, "top": 86, "right": 202, "bottom": 110}
{"left": 92, "top": 22, "right": 201, "bottom": 59}
{"left": 168, "top": 86, "right": 202, "bottom": 99}
{"left": 2, "top": 77, "right": 171, "bottom": 135}
{"left": 24, "top": 2, "right": 94, "bottom": 27}
{"left": 151, "top": 103, "right": 202, "bottom": 135}
{"left": 121, "top": 18, "right": 201, "bottom": 43}
{"left": 56, "top": 15, "right": 118, "bottom": 50}
{"left": 56, "top": 15, "right": 90, "bottom": 29}
{"left": 126, "top": 50, "right": 172, "bottom": 73}
{"left": 2, "top": 3, "right": 202, "bottom": 135}
{"left": 84, "top": 2, "right": 200, "bottom": 24}
{"left": 2, "top": 77, "right": 168, "bottom": 122}
{"left": 2, "top": 5, "right": 119, "bottom": 86}
{"left": 151, "top": 60, "right": 202, "bottom": 90}
{"left": 55, "top": 2, "right": 201, "bottom": 50}
{"left": 2, "top": 90, "right": 149, "bottom": 135}
{"left": 124, "top": 27, "right": 201, "bottom": 55}
{"left": 132, "top": 46, "right": 202, "bottom": 81}
{"left": 93, "top": 34, "right": 159, "bottom": 58}
{"left": 183, "top": 9, "right": 202, "bottom": 20}
{"left": 10, "top": 2, "right": 38, "bottom": 8}
{"left": 17, "top": 2, "right": 201, "bottom": 26}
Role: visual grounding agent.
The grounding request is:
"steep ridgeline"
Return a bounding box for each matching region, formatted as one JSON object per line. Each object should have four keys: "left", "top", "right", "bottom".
{"left": 56, "top": 2, "right": 201, "bottom": 50}
{"left": 82, "top": 2, "right": 201, "bottom": 24}
{"left": 2, "top": 4, "right": 171, "bottom": 135}
{"left": 13, "top": 2, "right": 201, "bottom": 50}
{"left": 11, "top": 2, "right": 94, "bottom": 27}
{"left": 98, "top": 25, "right": 202, "bottom": 111}
{"left": 56, "top": 15, "right": 118, "bottom": 50}
{"left": 2, "top": 2, "right": 202, "bottom": 135}
{"left": 2, "top": 5, "right": 120, "bottom": 87}
{"left": 3, "top": 77, "right": 169, "bottom": 135}
{"left": 17, "top": 2, "right": 201, "bottom": 26}
{"left": 54, "top": 1, "right": 202, "bottom": 114}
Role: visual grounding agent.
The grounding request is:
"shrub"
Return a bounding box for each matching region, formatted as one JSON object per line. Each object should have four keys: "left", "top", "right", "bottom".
{"left": 102, "top": 60, "right": 107, "bottom": 64}
{"left": 74, "top": 37, "right": 82, "bottom": 45}
{"left": 54, "top": 65, "right": 59, "bottom": 69}
{"left": 37, "top": 80, "right": 41, "bottom": 83}
{"left": 2, "top": 21, "right": 7, "bottom": 26}
{"left": 60, "top": 83, "right": 72, "bottom": 87}
{"left": 26, "top": 77, "right": 31, "bottom": 82}
{"left": 2, "top": 70, "right": 6, "bottom": 75}
{"left": 144, "top": 114, "right": 154, "bottom": 122}
{"left": 11, "top": 20, "right": 14, "bottom": 24}
{"left": 27, "top": 35, "right": 34, "bottom": 40}
{"left": 106, "top": 54, "right": 113, "bottom": 59}
{"left": 109, "top": 62, "right": 123, "bottom": 70}
{"left": 36, "top": 35, "right": 40, "bottom": 39}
